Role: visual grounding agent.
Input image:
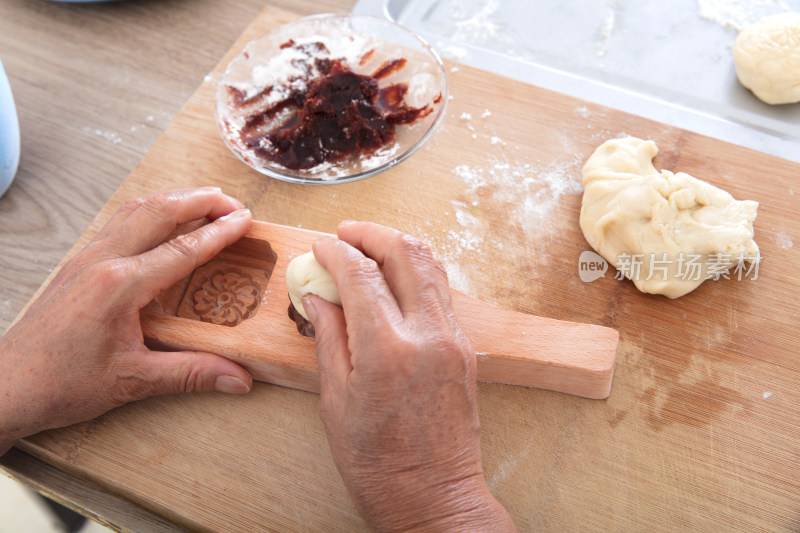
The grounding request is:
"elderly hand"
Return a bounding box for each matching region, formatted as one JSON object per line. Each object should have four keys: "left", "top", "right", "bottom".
{"left": 0, "top": 188, "right": 254, "bottom": 455}
{"left": 304, "top": 222, "right": 516, "bottom": 532}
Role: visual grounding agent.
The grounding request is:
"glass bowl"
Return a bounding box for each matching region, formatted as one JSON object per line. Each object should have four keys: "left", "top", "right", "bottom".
{"left": 215, "top": 14, "right": 447, "bottom": 185}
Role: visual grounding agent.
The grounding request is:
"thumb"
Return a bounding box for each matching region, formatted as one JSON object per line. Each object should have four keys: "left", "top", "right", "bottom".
{"left": 303, "top": 295, "right": 351, "bottom": 397}
{"left": 132, "top": 350, "right": 253, "bottom": 398}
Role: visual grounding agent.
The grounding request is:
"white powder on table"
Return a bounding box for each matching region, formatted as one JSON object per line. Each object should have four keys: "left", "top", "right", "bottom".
{"left": 597, "top": 10, "right": 616, "bottom": 57}
{"left": 452, "top": 157, "right": 583, "bottom": 232}
{"left": 430, "top": 154, "right": 583, "bottom": 292}
{"left": 698, "top": 0, "right": 792, "bottom": 30}
{"left": 574, "top": 106, "right": 591, "bottom": 118}
{"left": 439, "top": 44, "right": 469, "bottom": 61}
{"left": 82, "top": 126, "right": 122, "bottom": 145}
{"left": 776, "top": 232, "right": 793, "bottom": 250}
{"left": 450, "top": 0, "right": 508, "bottom": 47}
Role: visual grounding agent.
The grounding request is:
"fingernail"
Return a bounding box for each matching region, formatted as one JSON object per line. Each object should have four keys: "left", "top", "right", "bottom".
{"left": 215, "top": 375, "right": 251, "bottom": 394}
{"left": 302, "top": 294, "right": 317, "bottom": 322}
{"left": 339, "top": 220, "right": 357, "bottom": 227}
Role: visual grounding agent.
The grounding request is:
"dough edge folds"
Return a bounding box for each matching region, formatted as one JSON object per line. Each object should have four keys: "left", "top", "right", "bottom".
{"left": 579, "top": 136, "right": 759, "bottom": 298}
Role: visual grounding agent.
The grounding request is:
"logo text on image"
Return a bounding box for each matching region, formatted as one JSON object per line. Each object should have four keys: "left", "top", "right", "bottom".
{"left": 578, "top": 251, "right": 608, "bottom": 282}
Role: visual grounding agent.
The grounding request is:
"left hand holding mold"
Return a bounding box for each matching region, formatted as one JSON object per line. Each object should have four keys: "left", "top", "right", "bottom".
{"left": 0, "top": 187, "right": 254, "bottom": 455}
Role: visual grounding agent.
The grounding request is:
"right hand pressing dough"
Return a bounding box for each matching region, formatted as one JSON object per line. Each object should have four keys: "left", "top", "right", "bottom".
{"left": 580, "top": 137, "right": 759, "bottom": 298}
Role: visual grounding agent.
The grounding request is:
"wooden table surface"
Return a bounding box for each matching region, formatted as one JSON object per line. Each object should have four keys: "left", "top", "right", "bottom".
{"left": 3, "top": 1, "right": 800, "bottom": 532}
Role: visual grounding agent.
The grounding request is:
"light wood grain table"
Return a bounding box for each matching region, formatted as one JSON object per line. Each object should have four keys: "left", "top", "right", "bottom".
{"left": 0, "top": 0, "right": 354, "bottom": 529}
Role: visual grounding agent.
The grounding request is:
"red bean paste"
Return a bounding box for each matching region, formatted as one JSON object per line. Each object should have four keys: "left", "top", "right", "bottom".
{"left": 226, "top": 40, "right": 438, "bottom": 170}
{"left": 287, "top": 302, "right": 315, "bottom": 338}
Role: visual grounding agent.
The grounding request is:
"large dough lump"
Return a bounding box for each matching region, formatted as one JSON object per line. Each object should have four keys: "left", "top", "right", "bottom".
{"left": 733, "top": 12, "right": 800, "bottom": 104}
{"left": 285, "top": 251, "right": 341, "bottom": 319}
{"left": 580, "top": 137, "right": 759, "bottom": 298}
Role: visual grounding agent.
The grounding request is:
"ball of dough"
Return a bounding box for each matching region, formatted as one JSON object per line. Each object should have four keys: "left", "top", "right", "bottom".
{"left": 732, "top": 12, "right": 800, "bottom": 105}
{"left": 580, "top": 137, "right": 759, "bottom": 299}
{"left": 285, "top": 251, "right": 341, "bottom": 320}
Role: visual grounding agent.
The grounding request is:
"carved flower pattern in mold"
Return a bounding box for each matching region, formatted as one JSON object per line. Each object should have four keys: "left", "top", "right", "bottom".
{"left": 193, "top": 270, "right": 261, "bottom": 326}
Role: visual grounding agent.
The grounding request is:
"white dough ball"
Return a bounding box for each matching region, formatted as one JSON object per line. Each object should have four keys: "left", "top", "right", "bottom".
{"left": 732, "top": 12, "right": 800, "bottom": 105}
{"left": 285, "top": 251, "right": 341, "bottom": 320}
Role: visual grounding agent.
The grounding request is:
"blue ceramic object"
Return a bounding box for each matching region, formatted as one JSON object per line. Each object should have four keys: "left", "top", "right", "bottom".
{"left": 0, "top": 60, "right": 20, "bottom": 198}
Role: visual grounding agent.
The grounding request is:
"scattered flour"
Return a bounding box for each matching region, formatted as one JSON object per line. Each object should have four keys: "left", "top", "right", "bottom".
{"left": 410, "top": 152, "right": 583, "bottom": 294}
{"left": 452, "top": 158, "right": 583, "bottom": 221}
{"left": 450, "top": 0, "right": 509, "bottom": 47}
{"left": 597, "top": 10, "right": 616, "bottom": 57}
{"left": 487, "top": 437, "right": 536, "bottom": 489}
{"left": 438, "top": 44, "right": 469, "bottom": 61}
{"left": 490, "top": 136, "right": 505, "bottom": 145}
{"left": 82, "top": 127, "right": 122, "bottom": 145}
{"left": 448, "top": 155, "right": 584, "bottom": 270}
{"left": 480, "top": 109, "right": 492, "bottom": 119}
{"left": 460, "top": 111, "right": 477, "bottom": 133}
{"left": 776, "top": 231, "right": 794, "bottom": 250}
{"left": 574, "top": 106, "right": 592, "bottom": 118}
{"left": 698, "top": 0, "right": 792, "bottom": 30}
{"left": 444, "top": 260, "right": 473, "bottom": 293}
{"left": 763, "top": 391, "right": 773, "bottom": 399}
{"left": 428, "top": 0, "right": 530, "bottom": 60}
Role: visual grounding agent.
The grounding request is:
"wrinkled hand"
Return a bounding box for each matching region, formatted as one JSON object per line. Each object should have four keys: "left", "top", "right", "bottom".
{"left": 0, "top": 188, "right": 254, "bottom": 455}
{"left": 304, "top": 222, "right": 516, "bottom": 532}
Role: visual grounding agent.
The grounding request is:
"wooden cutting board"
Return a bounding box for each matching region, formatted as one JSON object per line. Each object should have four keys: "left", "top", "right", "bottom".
{"left": 16, "top": 6, "right": 800, "bottom": 532}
